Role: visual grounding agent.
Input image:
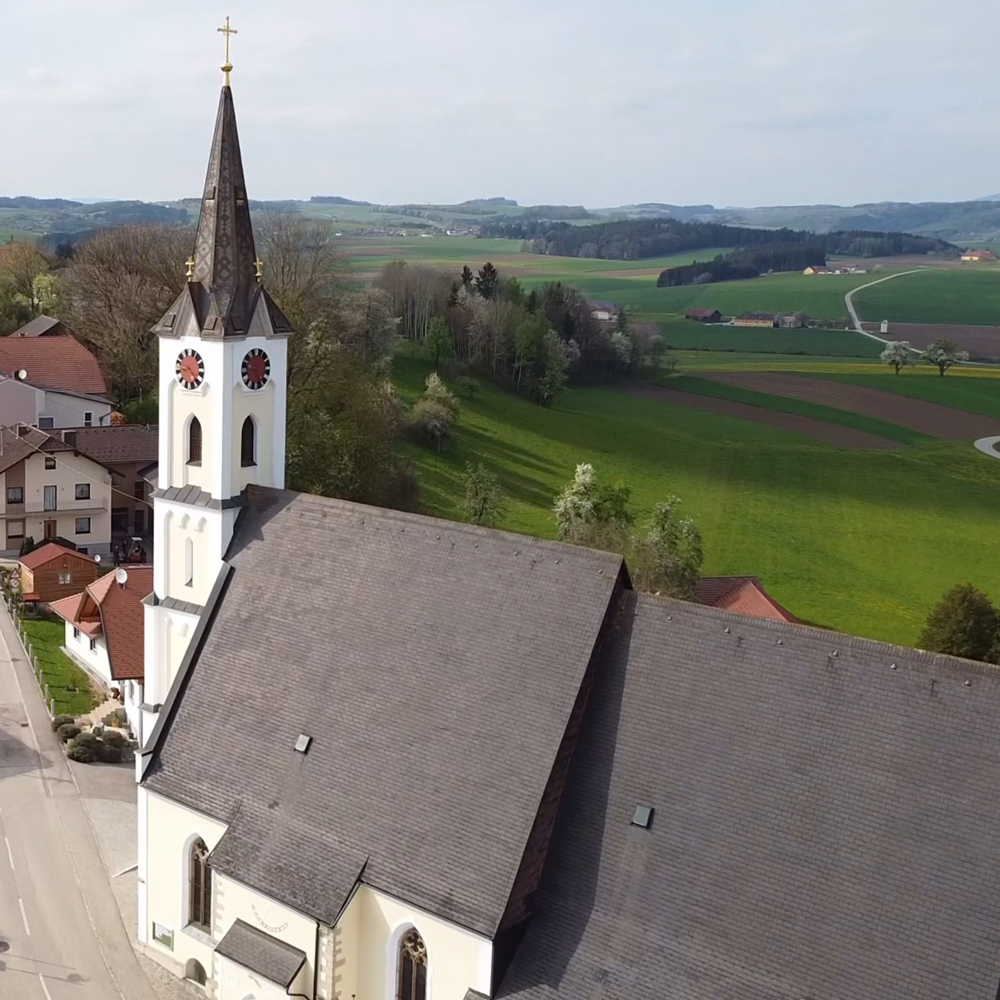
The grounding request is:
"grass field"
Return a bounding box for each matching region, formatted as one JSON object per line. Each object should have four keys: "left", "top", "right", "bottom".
{"left": 662, "top": 375, "right": 932, "bottom": 445}
{"left": 852, "top": 268, "right": 1000, "bottom": 325}
{"left": 22, "top": 619, "right": 98, "bottom": 715}
{"left": 394, "top": 353, "right": 1000, "bottom": 647}
{"left": 820, "top": 369, "right": 1000, "bottom": 419}
{"left": 658, "top": 318, "right": 882, "bottom": 357}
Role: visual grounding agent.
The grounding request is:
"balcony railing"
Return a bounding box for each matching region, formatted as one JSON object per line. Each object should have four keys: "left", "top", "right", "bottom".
{"left": 22, "top": 497, "right": 108, "bottom": 514}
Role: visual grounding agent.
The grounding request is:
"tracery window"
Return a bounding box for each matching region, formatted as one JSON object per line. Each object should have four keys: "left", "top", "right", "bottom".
{"left": 189, "top": 838, "right": 212, "bottom": 929}
{"left": 397, "top": 928, "right": 427, "bottom": 1000}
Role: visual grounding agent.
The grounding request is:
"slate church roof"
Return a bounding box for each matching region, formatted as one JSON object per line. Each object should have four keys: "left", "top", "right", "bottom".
{"left": 143, "top": 487, "right": 624, "bottom": 934}
{"left": 497, "top": 595, "right": 1000, "bottom": 1000}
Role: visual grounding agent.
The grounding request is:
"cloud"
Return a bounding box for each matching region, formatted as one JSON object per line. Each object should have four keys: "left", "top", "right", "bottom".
{"left": 0, "top": 0, "right": 998, "bottom": 206}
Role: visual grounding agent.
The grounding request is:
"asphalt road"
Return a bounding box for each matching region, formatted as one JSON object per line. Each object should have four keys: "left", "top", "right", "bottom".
{"left": 0, "top": 611, "right": 156, "bottom": 1000}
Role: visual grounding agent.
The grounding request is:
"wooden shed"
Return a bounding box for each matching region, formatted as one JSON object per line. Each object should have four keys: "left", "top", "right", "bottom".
{"left": 18, "top": 542, "right": 99, "bottom": 604}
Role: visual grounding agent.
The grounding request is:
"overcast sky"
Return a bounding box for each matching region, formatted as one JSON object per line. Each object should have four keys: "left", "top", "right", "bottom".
{"left": 3, "top": 0, "right": 999, "bottom": 208}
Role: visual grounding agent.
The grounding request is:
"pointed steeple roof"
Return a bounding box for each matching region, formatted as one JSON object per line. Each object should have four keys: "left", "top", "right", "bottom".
{"left": 152, "top": 83, "right": 293, "bottom": 341}
{"left": 191, "top": 84, "right": 259, "bottom": 332}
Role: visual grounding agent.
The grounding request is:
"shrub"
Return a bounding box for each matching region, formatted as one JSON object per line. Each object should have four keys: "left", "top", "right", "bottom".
{"left": 101, "top": 729, "right": 127, "bottom": 748}
{"left": 67, "top": 744, "right": 96, "bottom": 764}
{"left": 51, "top": 714, "right": 76, "bottom": 732}
{"left": 72, "top": 731, "right": 100, "bottom": 750}
{"left": 95, "top": 743, "right": 123, "bottom": 764}
{"left": 455, "top": 375, "right": 480, "bottom": 400}
{"left": 405, "top": 399, "right": 455, "bottom": 451}
{"left": 918, "top": 584, "right": 999, "bottom": 662}
{"left": 56, "top": 724, "right": 81, "bottom": 743}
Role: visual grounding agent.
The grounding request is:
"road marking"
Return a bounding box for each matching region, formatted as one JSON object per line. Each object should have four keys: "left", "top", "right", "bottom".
{"left": 4, "top": 837, "right": 13, "bottom": 870}
{"left": 38, "top": 974, "right": 52, "bottom": 1000}
{"left": 18, "top": 896, "right": 29, "bottom": 935}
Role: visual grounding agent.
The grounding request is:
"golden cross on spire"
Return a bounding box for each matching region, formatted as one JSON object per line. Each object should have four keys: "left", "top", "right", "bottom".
{"left": 218, "top": 16, "right": 237, "bottom": 86}
{"left": 185, "top": 256, "right": 195, "bottom": 281}
{"left": 254, "top": 257, "right": 263, "bottom": 282}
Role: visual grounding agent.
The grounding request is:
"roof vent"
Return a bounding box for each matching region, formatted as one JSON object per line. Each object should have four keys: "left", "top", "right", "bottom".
{"left": 631, "top": 804, "right": 654, "bottom": 830}
{"left": 294, "top": 734, "right": 312, "bottom": 754}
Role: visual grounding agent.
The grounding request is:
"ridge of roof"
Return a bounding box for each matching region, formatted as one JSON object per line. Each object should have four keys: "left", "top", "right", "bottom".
{"left": 0, "top": 335, "right": 107, "bottom": 395}
{"left": 19, "top": 542, "right": 90, "bottom": 570}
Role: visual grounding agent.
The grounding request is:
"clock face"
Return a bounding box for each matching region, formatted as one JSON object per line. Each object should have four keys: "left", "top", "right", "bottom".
{"left": 242, "top": 348, "right": 270, "bottom": 390}
{"left": 175, "top": 349, "right": 205, "bottom": 390}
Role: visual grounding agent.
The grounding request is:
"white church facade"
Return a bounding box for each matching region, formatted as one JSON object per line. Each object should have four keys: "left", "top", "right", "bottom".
{"left": 135, "top": 28, "right": 1000, "bottom": 1000}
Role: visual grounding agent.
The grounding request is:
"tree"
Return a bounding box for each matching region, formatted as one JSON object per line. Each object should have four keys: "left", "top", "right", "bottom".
{"left": 335, "top": 287, "right": 397, "bottom": 365}
{"left": 0, "top": 241, "right": 50, "bottom": 308}
{"left": 455, "top": 376, "right": 480, "bottom": 399}
{"left": 880, "top": 341, "right": 913, "bottom": 375}
{"left": 462, "top": 463, "right": 505, "bottom": 526}
{"left": 422, "top": 372, "right": 458, "bottom": 416}
{"left": 460, "top": 265, "right": 474, "bottom": 289}
{"left": 475, "top": 262, "right": 501, "bottom": 301}
{"left": 59, "top": 225, "right": 194, "bottom": 400}
{"left": 424, "top": 317, "right": 453, "bottom": 368}
{"left": 553, "top": 463, "right": 633, "bottom": 550}
{"left": 924, "top": 339, "right": 969, "bottom": 377}
{"left": 918, "top": 584, "right": 999, "bottom": 663}
{"left": 631, "top": 498, "right": 704, "bottom": 599}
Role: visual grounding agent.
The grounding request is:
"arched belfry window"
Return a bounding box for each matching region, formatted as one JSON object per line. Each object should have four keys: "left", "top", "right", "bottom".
{"left": 240, "top": 416, "right": 256, "bottom": 468}
{"left": 397, "top": 929, "right": 427, "bottom": 1000}
{"left": 188, "top": 417, "right": 202, "bottom": 466}
{"left": 189, "top": 839, "right": 212, "bottom": 929}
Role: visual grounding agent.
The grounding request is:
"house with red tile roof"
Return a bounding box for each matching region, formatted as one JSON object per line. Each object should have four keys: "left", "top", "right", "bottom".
{"left": 51, "top": 565, "right": 152, "bottom": 736}
{"left": 694, "top": 576, "right": 799, "bottom": 623}
{"left": 17, "top": 541, "right": 101, "bottom": 603}
{"left": 0, "top": 325, "right": 111, "bottom": 429}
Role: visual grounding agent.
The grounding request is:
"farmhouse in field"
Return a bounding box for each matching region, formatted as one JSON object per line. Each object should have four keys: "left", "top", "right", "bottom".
{"left": 51, "top": 565, "right": 151, "bottom": 736}
{"left": 778, "top": 312, "right": 808, "bottom": 329}
{"left": 589, "top": 299, "right": 620, "bottom": 322}
{"left": 803, "top": 265, "right": 832, "bottom": 275}
{"left": 734, "top": 311, "right": 778, "bottom": 327}
{"left": 136, "top": 58, "right": 1000, "bottom": 1000}
{"left": 684, "top": 308, "right": 722, "bottom": 323}
{"left": 961, "top": 249, "right": 997, "bottom": 262}
{"left": 17, "top": 541, "right": 100, "bottom": 605}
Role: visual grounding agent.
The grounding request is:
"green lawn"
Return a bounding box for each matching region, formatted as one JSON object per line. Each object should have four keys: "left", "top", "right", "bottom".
{"left": 658, "top": 317, "right": 881, "bottom": 357}
{"left": 662, "top": 375, "right": 933, "bottom": 445}
{"left": 22, "top": 619, "right": 98, "bottom": 716}
{"left": 852, "top": 268, "right": 1000, "bottom": 325}
{"left": 395, "top": 354, "right": 1000, "bottom": 648}
{"left": 818, "top": 369, "right": 1000, "bottom": 419}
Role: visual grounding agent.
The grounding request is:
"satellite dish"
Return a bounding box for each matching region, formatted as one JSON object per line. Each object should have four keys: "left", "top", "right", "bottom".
{"left": 93, "top": 554, "right": 101, "bottom": 563}
{"left": 115, "top": 568, "right": 128, "bottom": 587}
{"left": 16, "top": 370, "right": 26, "bottom": 381}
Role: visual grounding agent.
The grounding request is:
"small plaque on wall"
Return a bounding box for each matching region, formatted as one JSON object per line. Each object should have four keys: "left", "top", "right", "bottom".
{"left": 152, "top": 922, "right": 174, "bottom": 950}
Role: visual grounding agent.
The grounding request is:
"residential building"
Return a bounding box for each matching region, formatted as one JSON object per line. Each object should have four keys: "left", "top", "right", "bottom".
{"left": 734, "top": 311, "right": 778, "bottom": 327}
{"left": 803, "top": 265, "right": 831, "bottom": 275}
{"left": 684, "top": 308, "right": 722, "bottom": 322}
{"left": 0, "top": 424, "right": 113, "bottom": 557}
{"left": 11, "top": 315, "right": 75, "bottom": 338}
{"left": 778, "top": 312, "right": 808, "bottom": 329}
{"left": 71, "top": 425, "right": 158, "bottom": 542}
{"left": 17, "top": 541, "right": 100, "bottom": 604}
{"left": 0, "top": 332, "right": 112, "bottom": 429}
{"left": 137, "top": 58, "right": 1000, "bottom": 1000}
{"left": 51, "top": 566, "right": 152, "bottom": 738}
{"left": 589, "top": 299, "right": 620, "bottom": 322}
{"left": 694, "top": 575, "right": 798, "bottom": 622}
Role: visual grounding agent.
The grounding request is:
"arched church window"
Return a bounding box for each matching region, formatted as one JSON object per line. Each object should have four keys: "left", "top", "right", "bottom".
{"left": 189, "top": 839, "right": 212, "bottom": 929}
{"left": 240, "top": 416, "right": 256, "bottom": 467}
{"left": 184, "top": 537, "right": 194, "bottom": 588}
{"left": 184, "top": 959, "right": 207, "bottom": 986}
{"left": 397, "top": 928, "right": 427, "bottom": 1000}
{"left": 188, "top": 417, "right": 202, "bottom": 466}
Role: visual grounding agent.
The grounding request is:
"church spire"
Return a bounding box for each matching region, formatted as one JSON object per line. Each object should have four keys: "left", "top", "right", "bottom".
{"left": 188, "top": 17, "right": 259, "bottom": 337}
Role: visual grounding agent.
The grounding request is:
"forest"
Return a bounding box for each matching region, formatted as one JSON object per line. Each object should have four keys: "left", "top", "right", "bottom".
{"left": 656, "top": 245, "right": 828, "bottom": 287}
{"left": 476, "top": 217, "right": 958, "bottom": 261}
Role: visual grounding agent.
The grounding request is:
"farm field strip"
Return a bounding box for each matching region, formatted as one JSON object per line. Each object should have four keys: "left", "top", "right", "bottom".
{"left": 852, "top": 267, "right": 1000, "bottom": 326}
{"left": 626, "top": 384, "right": 901, "bottom": 450}
{"left": 661, "top": 376, "right": 932, "bottom": 445}
{"left": 816, "top": 371, "right": 1000, "bottom": 420}
{"left": 702, "top": 372, "right": 1000, "bottom": 440}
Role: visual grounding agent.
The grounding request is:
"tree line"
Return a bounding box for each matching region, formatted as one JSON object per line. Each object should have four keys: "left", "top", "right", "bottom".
{"left": 477, "top": 217, "right": 957, "bottom": 261}
{"left": 656, "top": 245, "right": 827, "bottom": 287}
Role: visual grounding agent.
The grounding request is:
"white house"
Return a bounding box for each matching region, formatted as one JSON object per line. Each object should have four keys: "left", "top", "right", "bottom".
{"left": 51, "top": 565, "right": 152, "bottom": 738}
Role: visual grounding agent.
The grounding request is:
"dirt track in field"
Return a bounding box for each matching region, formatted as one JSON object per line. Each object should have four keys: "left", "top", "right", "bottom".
{"left": 861, "top": 322, "right": 1000, "bottom": 359}
{"left": 702, "top": 372, "right": 1000, "bottom": 440}
{"left": 626, "top": 385, "right": 901, "bottom": 449}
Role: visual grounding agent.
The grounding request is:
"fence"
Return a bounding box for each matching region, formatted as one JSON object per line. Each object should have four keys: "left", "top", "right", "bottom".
{"left": 4, "top": 595, "right": 56, "bottom": 718}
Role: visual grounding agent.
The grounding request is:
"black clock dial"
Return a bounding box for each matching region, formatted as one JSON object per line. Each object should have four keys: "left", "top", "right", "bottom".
{"left": 242, "top": 348, "right": 271, "bottom": 390}
{"left": 176, "top": 349, "right": 205, "bottom": 390}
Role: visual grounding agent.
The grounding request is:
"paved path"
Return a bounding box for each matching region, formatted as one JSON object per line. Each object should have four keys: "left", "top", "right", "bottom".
{"left": 844, "top": 269, "right": 928, "bottom": 344}
{"left": 0, "top": 607, "right": 158, "bottom": 1000}
{"left": 974, "top": 436, "right": 1000, "bottom": 461}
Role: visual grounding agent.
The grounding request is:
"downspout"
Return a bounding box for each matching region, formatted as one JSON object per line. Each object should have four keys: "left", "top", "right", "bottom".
{"left": 282, "top": 920, "right": 320, "bottom": 1000}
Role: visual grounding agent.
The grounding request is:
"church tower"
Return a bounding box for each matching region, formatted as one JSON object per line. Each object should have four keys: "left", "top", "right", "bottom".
{"left": 141, "top": 32, "right": 293, "bottom": 740}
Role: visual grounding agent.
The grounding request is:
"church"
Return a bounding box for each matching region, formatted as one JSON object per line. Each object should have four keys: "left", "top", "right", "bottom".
{"left": 137, "top": 38, "right": 1000, "bottom": 1000}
